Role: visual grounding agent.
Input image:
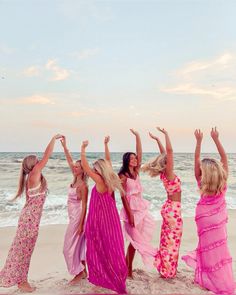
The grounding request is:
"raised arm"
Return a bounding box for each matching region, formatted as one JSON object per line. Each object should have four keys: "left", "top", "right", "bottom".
{"left": 130, "top": 129, "right": 142, "bottom": 169}
{"left": 104, "top": 136, "right": 112, "bottom": 166}
{"left": 157, "top": 127, "right": 174, "bottom": 179}
{"left": 32, "top": 134, "right": 62, "bottom": 175}
{"left": 60, "top": 136, "right": 74, "bottom": 174}
{"left": 211, "top": 127, "right": 228, "bottom": 176}
{"left": 149, "top": 132, "right": 166, "bottom": 154}
{"left": 77, "top": 184, "right": 88, "bottom": 235}
{"left": 80, "top": 141, "right": 103, "bottom": 184}
{"left": 194, "top": 129, "right": 203, "bottom": 182}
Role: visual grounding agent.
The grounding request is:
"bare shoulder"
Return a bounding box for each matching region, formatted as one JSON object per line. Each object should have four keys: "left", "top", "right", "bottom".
{"left": 78, "top": 182, "right": 88, "bottom": 194}
{"left": 119, "top": 173, "right": 127, "bottom": 182}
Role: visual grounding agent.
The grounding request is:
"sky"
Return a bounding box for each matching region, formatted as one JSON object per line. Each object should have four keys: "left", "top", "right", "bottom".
{"left": 0, "top": 0, "right": 236, "bottom": 152}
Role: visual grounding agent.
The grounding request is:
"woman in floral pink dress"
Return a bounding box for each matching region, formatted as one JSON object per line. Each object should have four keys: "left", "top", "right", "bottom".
{"left": 0, "top": 134, "right": 62, "bottom": 292}
{"left": 142, "top": 127, "right": 183, "bottom": 278}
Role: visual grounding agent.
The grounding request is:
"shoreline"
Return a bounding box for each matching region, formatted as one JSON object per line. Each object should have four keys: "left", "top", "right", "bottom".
{"left": 0, "top": 212, "right": 235, "bottom": 294}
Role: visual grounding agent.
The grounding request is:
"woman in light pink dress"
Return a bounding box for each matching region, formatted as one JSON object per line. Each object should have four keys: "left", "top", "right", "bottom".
{"left": 142, "top": 127, "right": 183, "bottom": 278}
{"left": 119, "top": 129, "right": 156, "bottom": 278}
{"left": 182, "top": 128, "right": 235, "bottom": 294}
{"left": 0, "top": 134, "right": 62, "bottom": 293}
{"left": 81, "top": 137, "right": 127, "bottom": 293}
{"left": 60, "top": 136, "right": 88, "bottom": 285}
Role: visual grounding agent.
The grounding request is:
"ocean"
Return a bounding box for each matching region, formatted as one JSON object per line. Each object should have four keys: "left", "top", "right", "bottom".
{"left": 0, "top": 152, "right": 235, "bottom": 227}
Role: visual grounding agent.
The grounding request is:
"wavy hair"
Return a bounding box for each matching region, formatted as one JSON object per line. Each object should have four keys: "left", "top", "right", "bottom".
{"left": 200, "top": 158, "right": 227, "bottom": 196}
{"left": 71, "top": 160, "right": 88, "bottom": 186}
{"left": 93, "top": 159, "right": 124, "bottom": 194}
{"left": 141, "top": 153, "right": 167, "bottom": 177}
{"left": 13, "top": 155, "right": 47, "bottom": 200}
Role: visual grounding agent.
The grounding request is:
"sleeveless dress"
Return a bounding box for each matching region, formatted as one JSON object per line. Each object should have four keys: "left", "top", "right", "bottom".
{"left": 85, "top": 186, "right": 127, "bottom": 293}
{"left": 120, "top": 175, "right": 156, "bottom": 267}
{"left": 0, "top": 183, "right": 46, "bottom": 287}
{"left": 154, "top": 173, "right": 183, "bottom": 278}
{"left": 63, "top": 186, "right": 86, "bottom": 275}
{"left": 182, "top": 184, "right": 235, "bottom": 294}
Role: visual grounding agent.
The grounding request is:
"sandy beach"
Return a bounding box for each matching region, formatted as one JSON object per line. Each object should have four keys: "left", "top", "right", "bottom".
{"left": 0, "top": 210, "right": 235, "bottom": 294}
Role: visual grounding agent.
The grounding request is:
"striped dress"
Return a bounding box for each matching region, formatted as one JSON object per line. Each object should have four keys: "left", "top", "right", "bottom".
{"left": 85, "top": 185, "right": 127, "bottom": 293}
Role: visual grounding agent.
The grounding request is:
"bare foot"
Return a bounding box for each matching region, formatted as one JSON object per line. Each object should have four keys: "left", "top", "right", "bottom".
{"left": 69, "top": 270, "right": 87, "bottom": 286}
{"left": 18, "top": 282, "right": 36, "bottom": 293}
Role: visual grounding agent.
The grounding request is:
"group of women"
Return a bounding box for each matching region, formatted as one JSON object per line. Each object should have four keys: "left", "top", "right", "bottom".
{"left": 0, "top": 127, "right": 235, "bottom": 294}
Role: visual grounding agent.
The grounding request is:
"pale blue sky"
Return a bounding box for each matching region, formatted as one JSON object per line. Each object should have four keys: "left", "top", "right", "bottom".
{"left": 1, "top": 0, "right": 236, "bottom": 152}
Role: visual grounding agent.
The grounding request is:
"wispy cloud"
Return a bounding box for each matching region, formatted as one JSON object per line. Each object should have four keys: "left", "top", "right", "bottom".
{"left": 18, "top": 95, "right": 56, "bottom": 105}
{"left": 0, "top": 95, "right": 55, "bottom": 106}
{"left": 45, "top": 59, "right": 70, "bottom": 81}
{"left": 23, "top": 59, "right": 70, "bottom": 81}
{"left": 23, "top": 66, "right": 41, "bottom": 77}
{"left": 161, "top": 52, "right": 236, "bottom": 101}
{"left": 71, "top": 48, "right": 100, "bottom": 60}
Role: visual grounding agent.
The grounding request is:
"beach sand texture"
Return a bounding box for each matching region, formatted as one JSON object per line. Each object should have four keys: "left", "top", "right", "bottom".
{"left": 0, "top": 211, "right": 235, "bottom": 294}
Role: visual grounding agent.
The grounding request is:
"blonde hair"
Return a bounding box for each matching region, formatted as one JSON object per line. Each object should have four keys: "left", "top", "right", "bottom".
{"left": 200, "top": 158, "right": 227, "bottom": 196}
{"left": 141, "top": 153, "right": 167, "bottom": 177}
{"left": 13, "top": 155, "right": 47, "bottom": 200}
{"left": 93, "top": 159, "right": 124, "bottom": 194}
{"left": 72, "top": 160, "right": 88, "bottom": 186}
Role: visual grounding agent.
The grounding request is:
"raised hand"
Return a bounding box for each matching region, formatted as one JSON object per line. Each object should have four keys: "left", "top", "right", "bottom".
{"left": 54, "top": 134, "right": 63, "bottom": 140}
{"left": 104, "top": 136, "right": 110, "bottom": 144}
{"left": 82, "top": 140, "right": 89, "bottom": 149}
{"left": 211, "top": 127, "right": 219, "bottom": 141}
{"left": 194, "top": 129, "right": 203, "bottom": 142}
{"left": 60, "top": 136, "right": 66, "bottom": 148}
{"left": 149, "top": 132, "right": 159, "bottom": 141}
{"left": 156, "top": 127, "right": 168, "bottom": 135}
{"left": 130, "top": 129, "right": 139, "bottom": 136}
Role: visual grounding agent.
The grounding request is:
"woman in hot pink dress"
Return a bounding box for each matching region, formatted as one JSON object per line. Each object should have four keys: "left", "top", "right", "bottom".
{"left": 81, "top": 137, "right": 127, "bottom": 293}
{"left": 60, "top": 136, "right": 88, "bottom": 285}
{"left": 182, "top": 128, "right": 235, "bottom": 294}
{"left": 0, "top": 134, "right": 62, "bottom": 293}
{"left": 119, "top": 129, "right": 156, "bottom": 278}
{"left": 142, "top": 127, "right": 183, "bottom": 278}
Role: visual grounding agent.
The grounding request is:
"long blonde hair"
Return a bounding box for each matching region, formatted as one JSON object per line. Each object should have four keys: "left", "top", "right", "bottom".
{"left": 72, "top": 160, "right": 88, "bottom": 186}
{"left": 93, "top": 159, "right": 124, "bottom": 194}
{"left": 141, "top": 153, "right": 167, "bottom": 177}
{"left": 200, "top": 158, "right": 227, "bottom": 196}
{"left": 13, "top": 155, "right": 47, "bottom": 200}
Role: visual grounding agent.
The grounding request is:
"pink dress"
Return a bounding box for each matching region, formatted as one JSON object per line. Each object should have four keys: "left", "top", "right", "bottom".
{"left": 85, "top": 186, "right": 127, "bottom": 293}
{"left": 120, "top": 175, "right": 156, "bottom": 267}
{"left": 182, "top": 184, "right": 235, "bottom": 294}
{"left": 154, "top": 173, "right": 183, "bottom": 278}
{"left": 63, "top": 186, "right": 86, "bottom": 275}
{"left": 0, "top": 183, "right": 46, "bottom": 287}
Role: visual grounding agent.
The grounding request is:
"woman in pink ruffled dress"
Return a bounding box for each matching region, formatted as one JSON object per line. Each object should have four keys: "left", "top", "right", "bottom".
{"left": 142, "top": 127, "right": 183, "bottom": 278}
{"left": 119, "top": 129, "right": 156, "bottom": 278}
{"left": 182, "top": 128, "right": 235, "bottom": 294}
{"left": 60, "top": 136, "right": 88, "bottom": 285}
{"left": 0, "top": 134, "right": 62, "bottom": 293}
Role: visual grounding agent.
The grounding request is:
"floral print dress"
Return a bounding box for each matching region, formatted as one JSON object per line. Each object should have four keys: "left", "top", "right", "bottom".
{"left": 0, "top": 183, "right": 46, "bottom": 287}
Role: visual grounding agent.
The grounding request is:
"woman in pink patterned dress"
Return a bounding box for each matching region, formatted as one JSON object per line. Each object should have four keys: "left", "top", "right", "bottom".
{"left": 142, "top": 127, "right": 183, "bottom": 278}
{"left": 182, "top": 128, "right": 235, "bottom": 294}
{"left": 0, "top": 134, "right": 62, "bottom": 292}
{"left": 119, "top": 129, "right": 156, "bottom": 278}
{"left": 60, "top": 136, "right": 88, "bottom": 285}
